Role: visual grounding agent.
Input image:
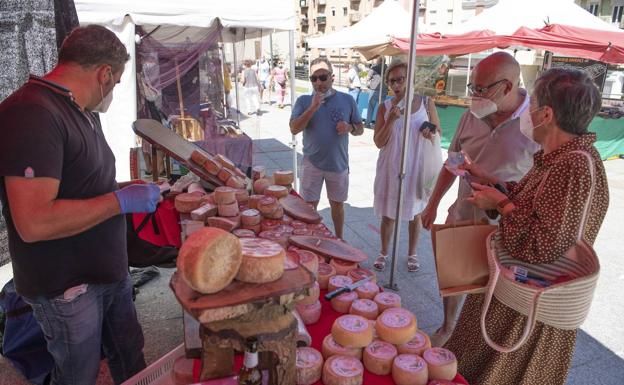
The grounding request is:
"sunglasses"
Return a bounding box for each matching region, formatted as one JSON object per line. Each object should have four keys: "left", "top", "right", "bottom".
{"left": 467, "top": 79, "right": 508, "bottom": 96}
{"left": 309, "top": 74, "right": 330, "bottom": 82}
{"left": 387, "top": 76, "right": 406, "bottom": 86}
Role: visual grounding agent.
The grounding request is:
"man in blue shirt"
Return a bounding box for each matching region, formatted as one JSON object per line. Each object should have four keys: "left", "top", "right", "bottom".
{"left": 290, "top": 58, "right": 363, "bottom": 240}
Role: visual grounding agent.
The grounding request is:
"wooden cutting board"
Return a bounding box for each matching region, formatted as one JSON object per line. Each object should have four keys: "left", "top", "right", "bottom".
{"left": 279, "top": 194, "right": 322, "bottom": 224}
{"left": 289, "top": 235, "right": 368, "bottom": 263}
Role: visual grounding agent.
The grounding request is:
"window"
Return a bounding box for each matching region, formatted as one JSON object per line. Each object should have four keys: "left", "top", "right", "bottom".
{"left": 588, "top": 3, "right": 599, "bottom": 16}
{"left": 613, "top": 5, "right": 623, "bottom": 23}
{"left": 343, "top": 7, "right": 348, "bottom": 16}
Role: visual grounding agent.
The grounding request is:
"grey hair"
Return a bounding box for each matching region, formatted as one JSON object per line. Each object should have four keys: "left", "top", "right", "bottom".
{"left": 533, "top": 68, "right": 601, "bottom": 135}
{"left": 310, "top": 57, "right": 333, "bottom": 73}
{"left": 58, "top": 25, "right": 129, "bottom": 72}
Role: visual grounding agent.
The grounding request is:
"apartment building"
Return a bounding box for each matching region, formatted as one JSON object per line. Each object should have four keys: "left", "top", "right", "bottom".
{"left": 575, "top": 0, "right": 624, "bottom": 28}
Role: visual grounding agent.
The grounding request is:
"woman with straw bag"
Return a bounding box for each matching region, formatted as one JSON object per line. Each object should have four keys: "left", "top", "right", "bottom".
{"left": 443, "top": 68, "right": 609, "bottom": 385}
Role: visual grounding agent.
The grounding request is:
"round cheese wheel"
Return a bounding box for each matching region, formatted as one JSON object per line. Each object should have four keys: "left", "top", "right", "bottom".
{"left": 234, "top": 189, "right": 249, "bottom": 204}
{"left": 331, "top": 291, "right": 358, "bottom": 314}
{"left": 374, "top": 292, "right": 402, "bottom": 312}
{"left": 259, "top": 230, "right": 289, "bottom": 250}
{"left": 331, "top": 314, "right": 374, "bottom": 348}
{"left": 397, "top": 330, "right": 431, "bottom": 356}
{"left": 393, "top": 354, "right": 429, "bottom": 385}
{"left": 356, "top": 281, "right": 380, "bottom": 300}
{"left": 348, "top": 268, "right": 376, "bottom": 283}
{"left": 177, "top": 228, "right": 242, "bottom": 294}
{"left": 423, "top": 348, "right": 457, "bottom": 381}
{"left": 241, "top": 209, "right": 262, "bottom": 226}
{"left": 328, "top": 275, "right": 353, "bottom": 293}
{"left": 252, "top": 165, "right": 266, "bottom": 181}
{"left": 321, "top": 335, "right": 363, "bottom": 360}
{"left": 190, "top": 150, "right": 208, "bottom": 166}
{"left": 248, "top": 194, "right": 264, "bottom": 209}
{"left": 260, "top": 218, "right": 281, "bottom": 232}
{"left": 296, "top": 250, "right": 319, "bottom": 277}
{"left": 257, "top": 196, "right": 279, "bottom": 216}
{"left": 318, "top": 263, "right": 337, "bottom": 290}
{"left": 349, "top": 299, "right": 379, "bottom": 320}
{"left": 273, "top": 170, "right": 294, "bottom": 186}
{"left": 296, "top": 300, "right": 322, "bottom": 325}
{"left": 265, "top": 185, "right": 289, "bottom": 199}
{"left": 298, "top": 281, "right": 320, "bottom": 306}
{"left": 218, "top": 201, "right": 239, "bottom": 217}
{"left": 376, "top": 308, "right": 417, "bottom": 345}
{"left": 203, "top": 157, "right": 222, "bottom": 175}
{"left": 363, "top": 339, "right": 397, "bottom": 376}
{"left": 291, "top": 220, "right": 307, "bottom": 229}
{"left": 322, "top": 355, "right": 364, "bottom": 385}
{"left": 242, "top": 223, "right": 262, "bottom": 234}
{"left": 253, "top": 178, "right": 271, "bottom": 194}
{"left": 217, "top": 167, "right": 234, "bottom": 183}
{"left": 175, "top": 192, "right": 203, "bottom": 213}
{"left": 293, "top": 228, "right": 313, "bottom": 236}
{"left": 226, "top": 176, "right": 246, "bottom": 189}
{"left": 214, "top": 186, "right": 237, "bottom": 205}
{"left": 215, "top": 154, "right": 236, "bottom": 170}
{"left": 236, "top": 238, "right": 286, "bottom": 283}
{"left": 171, "top": 355, "right": 195, "bottom": 385}
{"left": 232, "top": 228, "right": 256, "bottom": 238}
{"left": 296, "top": 347, "right": 323, "bottom": 385}
{"left": 330, "top": 258, "right": 358, "bottom": 276}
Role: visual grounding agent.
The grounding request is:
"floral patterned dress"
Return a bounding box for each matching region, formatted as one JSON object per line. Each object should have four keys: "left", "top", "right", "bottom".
{"left": 444, "top": 133, "right": 609, "bottom": 385}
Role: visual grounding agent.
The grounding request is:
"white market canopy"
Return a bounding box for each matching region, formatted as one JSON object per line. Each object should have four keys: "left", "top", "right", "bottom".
{"left": 306, "top": 0, "right": 411, "bottom": 49}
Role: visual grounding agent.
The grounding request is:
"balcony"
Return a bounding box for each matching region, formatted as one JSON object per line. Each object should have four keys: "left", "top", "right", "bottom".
{"left": 300, "top": 0, "right": 308, "bottom": 8}
{"left": 350, "top": 12, "right": 362, "bottom": 23}
{"left": 317, "top": 15, "right": 326, "bottom": 24}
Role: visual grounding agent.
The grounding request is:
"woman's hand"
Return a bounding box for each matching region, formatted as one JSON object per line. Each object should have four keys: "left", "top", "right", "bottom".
{"left": 466, "top": 183, "right": 508, "bottom": 210}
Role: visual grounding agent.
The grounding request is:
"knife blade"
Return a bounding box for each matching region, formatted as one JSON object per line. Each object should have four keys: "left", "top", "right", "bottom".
{"left": 324, "top": 275, "right": 373, "bottom": 301}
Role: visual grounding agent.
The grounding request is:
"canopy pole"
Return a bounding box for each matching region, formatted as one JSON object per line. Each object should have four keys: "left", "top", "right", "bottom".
{"left": 385, "top": 0, "right": 420, "bottom": 292}
{"left": 288, "top": 30, "right": 299, "bottom": 192}
{"left": 465, "top": 53, "right": 472, "bottom": 98}
{"left": 233, "top": 33, "right": 241, "bottom": 127}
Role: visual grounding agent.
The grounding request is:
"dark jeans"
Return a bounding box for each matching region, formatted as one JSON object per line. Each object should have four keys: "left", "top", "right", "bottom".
{"left": 23, "top": 275, "right": 146, "bottom": 385}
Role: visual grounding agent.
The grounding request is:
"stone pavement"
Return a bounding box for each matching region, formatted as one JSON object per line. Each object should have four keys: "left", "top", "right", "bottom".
{"left": 1, "top": 97, "right": 623, "bottom": 384}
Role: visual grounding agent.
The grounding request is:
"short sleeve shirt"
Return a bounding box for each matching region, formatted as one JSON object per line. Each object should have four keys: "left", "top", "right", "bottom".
{"left": 290, "top": 90, "right": 362, "bottom": 172}
{"left": 447, "top": 90, "right": 540, "bottom": 221}
{"left": 0, "top": 76, "right": 127, "bottom": 298}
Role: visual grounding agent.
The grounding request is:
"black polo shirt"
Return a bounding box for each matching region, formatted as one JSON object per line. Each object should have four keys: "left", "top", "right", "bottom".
{"left": 0, "top": 75, "right": 127, "bottom": 298}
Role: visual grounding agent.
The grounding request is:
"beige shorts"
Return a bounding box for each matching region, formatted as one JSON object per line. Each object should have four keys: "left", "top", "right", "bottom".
{"left": 300, "top": 157, "right": 349, "bottom": 203}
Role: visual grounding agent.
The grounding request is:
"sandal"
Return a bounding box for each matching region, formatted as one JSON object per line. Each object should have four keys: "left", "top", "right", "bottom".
{"left": 373, "top": 254, "right": 388, "bottom": 271}
{"left": 407, "top": 255, "right": 421, "bottom": 273}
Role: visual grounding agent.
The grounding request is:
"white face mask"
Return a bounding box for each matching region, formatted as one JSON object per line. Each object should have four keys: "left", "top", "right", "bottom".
{"left": 519, "top": 106, "right": 545, "bottom": 142}
{"left": 93, "top": 71, "right": 114, "bottom": 113}
{"left": 470, "top": 97, "right": 498, "bottom": 119}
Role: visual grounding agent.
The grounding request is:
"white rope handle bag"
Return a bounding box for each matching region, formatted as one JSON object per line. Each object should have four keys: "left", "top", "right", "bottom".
{"left": 480, "top": 150, "right": 600, "bottom": 353}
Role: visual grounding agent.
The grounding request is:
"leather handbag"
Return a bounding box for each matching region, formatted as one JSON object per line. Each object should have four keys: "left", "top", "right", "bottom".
{"left": 481, "top": 151, "right": 600, "bottom": 352}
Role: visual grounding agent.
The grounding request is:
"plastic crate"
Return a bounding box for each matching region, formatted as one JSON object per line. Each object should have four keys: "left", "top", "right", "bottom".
{"left": 122, "top": 344, "right": 185, "bottom": 385}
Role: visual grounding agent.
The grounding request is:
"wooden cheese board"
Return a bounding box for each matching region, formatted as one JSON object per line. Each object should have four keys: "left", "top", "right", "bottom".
{"left": 279, "top": 194, "right": 322, "bottom": 224}
{"left": 288, "top": 235, "right": 368, "bottom": 263}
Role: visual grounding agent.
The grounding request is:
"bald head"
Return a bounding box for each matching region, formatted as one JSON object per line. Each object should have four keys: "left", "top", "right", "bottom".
{"left": 473, "top": 52, "right": 520, "bottom": 85}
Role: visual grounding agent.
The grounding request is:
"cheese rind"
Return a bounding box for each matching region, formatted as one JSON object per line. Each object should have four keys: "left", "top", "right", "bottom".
{"left": 397, "top": 330, "right": 432, "bottom": 356}
{"left": 423, "top": 348, "right": 457, "bottom": 381}
{"left": 176, "top": 227, "right": 242, "bottom": 294}
{"left": 392, "top": 354, "right": 429, "bottom": 385}
{"left": 374, "top": 292, "right": 402, "bottom": 312}
{"left": 236, "top": 238, "right": 286, "bottom": 283}
{"left": 376, "top": 308, "right": 417, "bottom": 345}
{"left": 349, "top": 299, "right": 379, "bottom": 320}
{"left": 363, "top": 339, "right": 397, "bottom": 375}
{"left": 296, "top": 347, "right": 323, "bottom": 385}
{"left": 322, "top": 355, "right": 364, "bottom": 385}
{"left": 331, "top": 315, "right": 374, "bottom": 348}
{"left": 321, "top": 335, "right": 363, "bottom": 360}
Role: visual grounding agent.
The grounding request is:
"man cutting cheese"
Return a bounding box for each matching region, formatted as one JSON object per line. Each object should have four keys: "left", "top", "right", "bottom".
{"left": 0, "top": 25, "right": 160, "bottom": 385}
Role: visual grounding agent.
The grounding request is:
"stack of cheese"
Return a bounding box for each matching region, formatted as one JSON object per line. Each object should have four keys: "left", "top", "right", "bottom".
{"left": 190, "top": 150, "right": 247, "bottom": 189}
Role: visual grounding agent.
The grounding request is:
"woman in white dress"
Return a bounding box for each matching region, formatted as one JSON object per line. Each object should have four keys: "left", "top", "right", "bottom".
{"left": 372, "top": 59, "right": 443, "bottom": 272}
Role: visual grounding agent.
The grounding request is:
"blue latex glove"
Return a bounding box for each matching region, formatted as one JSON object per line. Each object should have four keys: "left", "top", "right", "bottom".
{"left": 114, "top": 184, "right": 161, "bottom": 214}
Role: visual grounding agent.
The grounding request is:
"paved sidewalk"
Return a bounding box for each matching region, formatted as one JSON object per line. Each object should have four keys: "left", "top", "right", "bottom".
{"left": 1, "top": 98, "right": 623, "bottom": 384}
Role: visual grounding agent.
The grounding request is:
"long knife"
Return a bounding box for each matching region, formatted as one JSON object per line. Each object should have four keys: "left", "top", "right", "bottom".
{"left": 324, "top": 276, "right": 373, "bottom": 301}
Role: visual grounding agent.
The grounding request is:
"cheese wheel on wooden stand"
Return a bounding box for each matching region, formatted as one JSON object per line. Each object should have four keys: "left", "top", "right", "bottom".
{"left": 397, "top": 330, "right": 431, "bottom": 356}
{"left": 296, "top": 300, "right": 322, "bottom": 325}
{"left": 190, "top": 150, "right": 208, "bottom": 166}
{"left": 253, "top": 178, "right": 271, "bottom": 194}
{"left": 232, "top": 228, "right": 256, "bottom": 238}
{"left": 218, "top": 201, "right": 239, "bottom": 217}
{"left": 348, "top": 268, "right": 376, "bottom": 283}
{"left": 322, "top": 355, "right": 364, "bottom": 385}
{"left": 273, "top": 170, "right": 294, "bottom": 186}
{"left": 296, "top": 347, "right": 323, "bottom": 385}
{"left": 376, "top": 308, "right": 417, "bottom": 345}
{"left": 298, "top": 281, "right": 320, "bottom": 306}
{"left": 252, "top": 165, "right": 266, "bottom": 181}
{"left": 257, "top": 196, "right": 279, "bottom": 216}
{"left": 349, "top": 299, "right": 379, "bottom": 320}
{"left": 363, "top": 339, "right": 397, "bottom": 375}
{"left": 217, "top": 167, "right": 235, "bottom": 183}
{"left": 374, "top": 292, "right": 402, "bottom": 312}
{"left": 296, "top": 250, "right": 319, "bottom": 277}
{"left": 175, "top": 193, "right": 203, "bottom": 213}
{"left": 215, "top": 154, "right": 236, "bottom": 170}
{"left": 265, "top": 185, "right": 289, "bottom": 199}
{"left": 330, "top": 258, "right": 358, "bottom": 276}
{"left": 226, "top": 176, "right": 246, "bottom": 189}
{"left": 356, "top": 281, "right": 380, "bottom": 300}
{"left": 321, "top": 335, "right": 363, "bottom": 360}
{"left": 171, "top": 355, "right": 195, "bottom": 385}
{"left": 203, "top": 157, "right": 222, "bottom": 175}
{"left": 331, "top": 291, "right": 358, "bottom": 313}
{"left": 393, "top": 354, "right": 429, "bottom": 385}
{"left": 423, "top": 348, "right": 457, "bottom": 381}
{"left": 214, "top": 186, "right": 237, "bottom": 205}
{"left": 241, "top": 209, "right": 261, "bottom": 226}
{"left": 331, "top": 314, "right": 374, "bottom": 348}
{"left": 176, "top": 227, "right": 242, "bottom": 294}
{"left": 236, "top": 238, "right": 286, "bottom": 283}
{"left": 318, "top": 263, "right": 336, "bottom": 290}
{"left": 328, "top": 275, "right": 353, "bottom": 293}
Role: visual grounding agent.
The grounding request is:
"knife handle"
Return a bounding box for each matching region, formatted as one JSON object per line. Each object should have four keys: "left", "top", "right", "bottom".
{"left": 324, "top": 286, "right": 349, "bottom": 301}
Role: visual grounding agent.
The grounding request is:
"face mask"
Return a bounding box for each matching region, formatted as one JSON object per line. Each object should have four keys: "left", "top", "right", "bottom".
{"left": 93, "top": 70, "right": 114, "bottom": 113}
{"left": 469, "top": 97, "right": 498, "bottom": 119}
{"left": 519, "top": 106, "right": 545, "bottom": 141}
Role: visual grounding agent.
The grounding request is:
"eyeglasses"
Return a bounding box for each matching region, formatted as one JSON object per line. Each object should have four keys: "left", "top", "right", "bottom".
{"left": 309, "top": 74, "right": 330, "bottom": 82}
{"left": 387, "top": 76, "right": 406, "bottom": 86}
{"left": 467, "top": 79, "right": 508, "bottom": 96}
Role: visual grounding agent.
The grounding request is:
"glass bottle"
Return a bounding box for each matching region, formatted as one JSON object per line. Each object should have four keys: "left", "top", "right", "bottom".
{"left": 238, "top": 337, "right": 262, "bottom": 385}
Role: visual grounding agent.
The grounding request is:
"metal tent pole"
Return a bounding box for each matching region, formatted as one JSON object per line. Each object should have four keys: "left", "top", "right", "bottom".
{"left": 288, "top": 30, "right": 299, "bottom": 191}
{"left": 385, "top": 0, "right": 420, "bottom": 291}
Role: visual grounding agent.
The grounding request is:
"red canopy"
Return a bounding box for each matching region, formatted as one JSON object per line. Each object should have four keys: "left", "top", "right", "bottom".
{"left": 391, "top": 24, "right": 624, "bottom": 64}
